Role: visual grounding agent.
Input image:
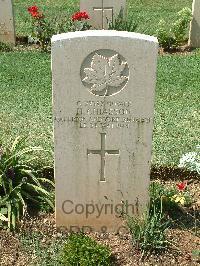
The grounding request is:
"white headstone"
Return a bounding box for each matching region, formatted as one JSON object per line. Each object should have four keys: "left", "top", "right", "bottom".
{"left": 80, "top": 0, "right": 127, "bottom": 29}
{"left": 189, "top": 0, "right": 200, "bottom": 47}
{"left": 52, "top": 30, "right": 158, "bottom": 233}
{"left": 0, "top": 0, "right": 15, "bottom": 44}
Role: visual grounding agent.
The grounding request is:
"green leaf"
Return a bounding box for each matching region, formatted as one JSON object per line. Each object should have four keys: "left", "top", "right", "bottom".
{"left": 37, "top": 178, "right": 55, "bottom": 187}
{"left": 11, "top": 136, "right": 22, "bottom": 152}
{"left": 0, "top": 212, "right": 8, "bottom": 222}
{"left": 192, "top": 250, "right": 200, "bottom": 257}
{"left": 7, "top": 203, "right": 12, "bottom": 230}
{"left": 22, "top": 169, "right": 42, "bottom": 187}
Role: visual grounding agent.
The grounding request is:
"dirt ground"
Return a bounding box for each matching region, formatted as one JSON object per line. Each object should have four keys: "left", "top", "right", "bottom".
{"left": 0, "top": 179, "right": 199, "bottom": 266}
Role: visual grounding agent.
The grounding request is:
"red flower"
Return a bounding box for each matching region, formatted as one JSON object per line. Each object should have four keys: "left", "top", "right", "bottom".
{"left": 28, "top": 5, "right": 38, "bottom": 14}
{"left": 176, "top": 181, "right": 187, "bottom": 191}
{"left": 28, "top": 6, "right": 43, "bottom": 19}
{"left": 32, "top": 12, "right": 44, "bottom": 19}
{"left": 72, "top": 11, "right": 89, "bottom": 21}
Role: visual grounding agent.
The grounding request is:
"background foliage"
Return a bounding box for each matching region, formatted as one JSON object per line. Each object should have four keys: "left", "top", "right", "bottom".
{"left": 14, "top": 0, "right": 192, "bottom": 36}
{"left": 0, "top": 51, "right": 199, "bottom": 167}
{"left": 0, "top": 0, "right": 198, "bottom": 168}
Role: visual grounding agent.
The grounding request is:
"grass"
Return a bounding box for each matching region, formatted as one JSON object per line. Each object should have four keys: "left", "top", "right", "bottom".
{"left": 14, "top": 0, "right": 192, "bottom": 36}
{"left": 0, "top": 51, "right": 52, "bottom": 166}
{"left": 0, "top": 0, "right": 199, "bottom": 264}
{"left": 154, "top": 52, "right": 200, "bottom": 166}
{"left": 14, "top": 0, "right": 79, "bottom": 36}
{"left": 20, "top": 231, "right": 64, "bottom": 265}
{"left": 0, "top": 50, "right": 199, "bottom": 167}
{"left": 0, "top": 0, "right": 198, "bottom": 168}
{"left": 127, "top": 0, "right": 192, "bottom": 35}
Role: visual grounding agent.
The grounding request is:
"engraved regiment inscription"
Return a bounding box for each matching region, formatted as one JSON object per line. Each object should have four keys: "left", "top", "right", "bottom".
{"left": 55, "top": 100, "right": 152, "bottom": 129}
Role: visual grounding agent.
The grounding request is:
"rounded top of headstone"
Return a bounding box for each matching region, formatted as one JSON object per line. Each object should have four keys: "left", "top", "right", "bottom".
{"left": 51, "top": 30, "right": 158, "bottom": 44}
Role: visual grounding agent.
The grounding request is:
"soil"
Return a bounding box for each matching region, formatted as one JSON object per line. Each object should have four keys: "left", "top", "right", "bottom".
{"left": 0, "top": 37, "right": 199, "bottom": 265}
{"left": 0, "top": 179, "right": 199, "bottom": 266}
{"left": 1, "top": 33, "right": 199, "bottom": 266}
{"left": 3, "top": 36, "right": 196, "bottom": 55}
{"left": 159, "top": 44, "right": 196, "bottom": 55}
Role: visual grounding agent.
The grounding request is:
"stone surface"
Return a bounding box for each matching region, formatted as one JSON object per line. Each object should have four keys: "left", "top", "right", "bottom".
{"left": 52, "top": 30, "right": 158, "bottom": 233}
{"left": 0, "top": 0, "right": 15, "bottom": 44}
{"left": 189, "top": 0, "right": 200, "bottom": 47}
{"left": 80, "top": 0, "right": 127, "bottom": 29}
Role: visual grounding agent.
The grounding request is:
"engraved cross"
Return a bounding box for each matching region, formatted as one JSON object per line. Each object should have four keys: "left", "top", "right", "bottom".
{"left": 87, "top": 133, "right": 119, "bottom": 182}
{"left": 93, "top": 0, "right": 113, "bottom": 29}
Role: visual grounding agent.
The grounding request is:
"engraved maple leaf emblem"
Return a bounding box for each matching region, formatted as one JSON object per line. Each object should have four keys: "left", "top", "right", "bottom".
{"left": 82, "top": 53, "right": 128, "bottom": 96}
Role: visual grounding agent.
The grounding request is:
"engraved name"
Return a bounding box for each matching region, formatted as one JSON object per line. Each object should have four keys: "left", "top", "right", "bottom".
{"left": 55, "top": 101, "right": 152, "bottom": 129}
